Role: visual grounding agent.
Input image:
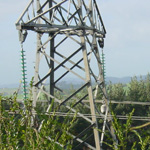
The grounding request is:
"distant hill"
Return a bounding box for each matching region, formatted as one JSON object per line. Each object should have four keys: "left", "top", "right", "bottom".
{"left": 0, "top": 83, "right": 20, "bottom": 88}
{"left": 0, "top": 75, "right": 147, "bottom": 89}
{"left": 106, "top": 76, "right": 131, "bottom": 84}
{"left": 106, "top": 75, "right": 147, "bottom": 84}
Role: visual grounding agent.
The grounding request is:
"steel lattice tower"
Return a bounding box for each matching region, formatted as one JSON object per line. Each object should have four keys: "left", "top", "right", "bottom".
{"left": 16, "top": 0, "right": 117, "bottom": 149}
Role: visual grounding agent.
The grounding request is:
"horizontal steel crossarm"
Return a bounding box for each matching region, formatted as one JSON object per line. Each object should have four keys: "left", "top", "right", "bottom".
{"left": 60, "top": 82, "right": 89, "bottom": 106}
{"left": 17, "top": 24, "right": 105, "bottom": 36}
{"left": 34, "top": 46, "right": 84, "bottom": 86}
{"left": 39, "top": 88, "right": 93, "bottom": 123}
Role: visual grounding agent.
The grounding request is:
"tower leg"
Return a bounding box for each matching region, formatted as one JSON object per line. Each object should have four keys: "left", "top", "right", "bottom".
{"left": 81, "top": 34, "right": 101, "bottom": 150}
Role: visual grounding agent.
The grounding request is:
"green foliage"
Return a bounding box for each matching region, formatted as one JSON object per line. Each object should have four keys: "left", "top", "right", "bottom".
{"left": 104, "top": 109, "right": 150, "bottom": 150}
{"left": 107, "top": 82, "right": 126, "bottom": 101}
{"left": 0, "top": 94, "right": 75, "bottom": 150}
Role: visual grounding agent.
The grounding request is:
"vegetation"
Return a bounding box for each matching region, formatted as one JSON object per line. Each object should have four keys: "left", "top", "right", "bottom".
{"left": 1, "top": 74, "right": 150, "bottom": 149}
{"left": 0, "top": 94, "right": 75, "bottom": 150}
{"left": 101, "top": 74, "right": 150, "bottom": 149}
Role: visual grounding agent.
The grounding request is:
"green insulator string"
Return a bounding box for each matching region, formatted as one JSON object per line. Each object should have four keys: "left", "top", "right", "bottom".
{"left": 101, "top": 49, "right": 106, "bottom": 83}
{"left": 21, "top": 43, "right": 28, "bottom": 100}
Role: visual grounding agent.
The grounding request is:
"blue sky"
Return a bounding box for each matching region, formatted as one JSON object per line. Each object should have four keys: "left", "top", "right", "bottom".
{"left": 0, "top": 0, "right": 150, "bottom": 85}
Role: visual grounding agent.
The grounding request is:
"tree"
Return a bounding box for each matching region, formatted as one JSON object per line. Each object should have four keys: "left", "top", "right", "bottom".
{"left": 0, "top": 94, "right": 75, "bottom": 150}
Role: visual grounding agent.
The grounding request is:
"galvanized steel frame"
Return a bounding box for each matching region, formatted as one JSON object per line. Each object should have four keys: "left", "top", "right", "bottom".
{"left": 16, "top": 0, "right": 117, "bottom": 149}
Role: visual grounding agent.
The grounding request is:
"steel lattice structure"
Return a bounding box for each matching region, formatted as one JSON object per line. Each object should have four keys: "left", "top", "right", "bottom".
{"left": 16, "top": 0, "right": 117, "bottom": 149}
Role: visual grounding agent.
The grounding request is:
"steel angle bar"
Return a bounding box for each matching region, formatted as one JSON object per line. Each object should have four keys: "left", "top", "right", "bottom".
{"left": 54, "top": 85, "right": 63, "bottom": 92}
{"left": 64, "top": 33, "right": 81, "bottom": 45}
{"left": 36, "top": 73, "right": 51, "bottom": 100}
{"left": 81, "top": 0, "right": 93, "bottom": 25}
{"left": 37, "top": 0, "right": 49, "bottom": 13}
{"left": 53, "top": 0, "right": 79, "bottom": 22}
{"left": 72, "top": 133, "right": 95, "bottom": 150}
{"left": 85, "top": 34, "right": 94, "bottom": 48}
{"left": 55, "top": 51, "right": 85, "bottom": 71}
{"left": 72, "top": 0, "right": 84, "bottom": 25}
{"left": 53, "top": 58, "right": 83, "bottom": 84}
{"left": 68, "top": 8, "right": 80, "bottom": 23}
{"left": 97, "top": 83, "right": 108, "bottom": 100}
{"left": 93, "top": 106, "right": 115, "bottom": 145}
{"left": 40, "top": 16, "right": 52, "bottom": 25}
{"left": 35, "top": 46, "right": 84, "bottom": 86}
{"left": 67, "top": 0, "right": 71, "bottom": 22}
{"left": 93, "top": 0, "right": 106, "bottom": 34}
{"left": 38, "top": 88, "right": 93, "bottom": 123}
{"left": 60, "top": 82, "right": 89, "bottom": 106}
{"left": 81, "top": 36, "right": 101, "bottom": 149}
{"left": 56, "top": 7, "right": 68, "bottom": 26}
{"left": 44, "top": 55, "right": 50, "bottom": 68}
{"left": 63, "top": 89, "right": 97, "bottom": 114}
{"left": 37, "top": 32, "right": 58, "bottom": 51}
{"left": 27, "top": 9, "right": 30, "bottom": 21}
{"left": 42, "top": 51, "right": 85, "bottom": 81}
{"left": 66, "top": 132, "right": 96, "bottom": 150}
{"left": 54, "top": 37, "right": 68, "bottom": 49}
{"left": 16, "top": 0, "right": 34, "bottom": 25}
{"left": 90, "top": 72, "right": 106, "bottom": 98}
{"left": 54, "top": 51, "right": 91, "bottom": 84}
{"left": 53, "top": 14, "right": 65, "bottom": 25}
{"left": 100, "top": 106, "right": 109, "bottom": 146}
{"left": 92, "top": 48, "right": 102, "bottom": 65}
{"left": 73, "top": 123, "right": 95, "bottom": 141}
{"left": 39, "top": 43, "right": 50, "bottom": 65}
{"left": 71, "top": 93, "right": 88, "bottom": 108}
{"left": 89, "top": 67, "right": 98, "bottom": 81}
{"left": 71, "top": 87, "right": 97, "bottom": 109}
{"left": 93, "top": 2, "right": 97, "bottom": 29}
{"left": 26, "top": 0, "right": 68, "bottom": 24}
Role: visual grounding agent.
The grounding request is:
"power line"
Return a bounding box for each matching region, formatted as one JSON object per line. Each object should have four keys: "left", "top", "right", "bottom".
{"left": 83, "top": 100, "right": 150, "bottom": 105}
{"left": 6, "top": 99, "right": 150, "bottom": 106}
{"left": 6, "top": 111, "right": 150, "bottom": 121}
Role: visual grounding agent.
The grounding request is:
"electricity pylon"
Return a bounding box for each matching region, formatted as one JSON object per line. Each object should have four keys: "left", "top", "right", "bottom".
{"left": 16, "top": 0, "right": 117, "bottom": 149}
